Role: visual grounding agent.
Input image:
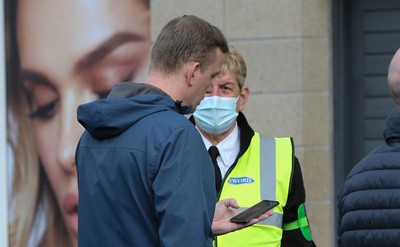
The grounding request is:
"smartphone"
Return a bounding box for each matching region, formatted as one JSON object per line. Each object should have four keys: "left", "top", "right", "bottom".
{"left": 230, "top": 200, "right": 279, "bottom": 224}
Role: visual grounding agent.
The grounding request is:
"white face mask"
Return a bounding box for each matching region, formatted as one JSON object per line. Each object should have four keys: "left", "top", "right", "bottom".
{"left": 193, "top": 96, "right": 239, "bottom": 134}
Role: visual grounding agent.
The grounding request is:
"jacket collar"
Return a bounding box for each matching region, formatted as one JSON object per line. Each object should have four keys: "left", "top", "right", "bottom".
{"left": 384, "top": 111, "right": 400, "bottom": 144}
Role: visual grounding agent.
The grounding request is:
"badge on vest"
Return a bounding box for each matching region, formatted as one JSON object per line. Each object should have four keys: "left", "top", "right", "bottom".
{"left": 228, "top": 176, "right": 255, "bottom": 185}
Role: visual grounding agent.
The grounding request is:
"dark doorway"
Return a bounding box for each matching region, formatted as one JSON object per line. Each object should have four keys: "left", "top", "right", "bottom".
{"left": 334, "top": 0, "right": 400, "bottom": 190}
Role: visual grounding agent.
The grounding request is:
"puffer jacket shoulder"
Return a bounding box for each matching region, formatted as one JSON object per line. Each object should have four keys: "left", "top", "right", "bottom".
{"left": 337, "top": 112, "right": 400, "bottom": 247}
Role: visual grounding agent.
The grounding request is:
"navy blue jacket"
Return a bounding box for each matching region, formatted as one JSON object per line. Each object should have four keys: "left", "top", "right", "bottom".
{"left": 337, "top": 111, "right": 400, "bottom": 247}
{"left": 76, "top": 82, "right": 216, "bottom": 247}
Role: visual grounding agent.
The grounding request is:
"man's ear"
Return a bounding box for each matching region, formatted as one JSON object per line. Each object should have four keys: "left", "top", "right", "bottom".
{"left": 237, "top": 86, "right": 249, "bottom": 112}
{"left": 185, "top": 61, "right": 201, "bottom": 87}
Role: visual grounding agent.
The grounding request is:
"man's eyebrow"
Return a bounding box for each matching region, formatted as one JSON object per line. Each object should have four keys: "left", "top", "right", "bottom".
{"left": 221, "top": 81, "right": 235, "bottom": 86}
{"left": 74, "top": 32, "right": 146, "bottom": 73}
{"left": 211, "top": 72, "right": 220, "bottom": 78}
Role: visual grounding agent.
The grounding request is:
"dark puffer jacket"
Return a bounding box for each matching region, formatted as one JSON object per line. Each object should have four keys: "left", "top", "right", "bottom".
{"left": 337, "top": 111, "right": 400, "bottom": 247}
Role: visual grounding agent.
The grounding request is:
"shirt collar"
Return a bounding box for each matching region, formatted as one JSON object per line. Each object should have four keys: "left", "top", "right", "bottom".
{"left": 198, "top": 123, "right": 240, "bottom": 168}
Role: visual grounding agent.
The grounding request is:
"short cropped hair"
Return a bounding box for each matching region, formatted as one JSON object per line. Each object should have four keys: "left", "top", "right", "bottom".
{"left": 150, "top": 15, "right": 229, "bottom": 75}
{"left": 220, "top": 46, "right": 247, "bottom": 90}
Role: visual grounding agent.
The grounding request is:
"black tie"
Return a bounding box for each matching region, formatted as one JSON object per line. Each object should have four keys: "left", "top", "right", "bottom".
{"left": 208, "top": 146, "right": 222, "bottom": 193}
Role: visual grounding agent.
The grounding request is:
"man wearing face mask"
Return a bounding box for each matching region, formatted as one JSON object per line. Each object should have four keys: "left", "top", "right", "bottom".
{"left": 191, "top": 46, "right": 316, "bottom": 247}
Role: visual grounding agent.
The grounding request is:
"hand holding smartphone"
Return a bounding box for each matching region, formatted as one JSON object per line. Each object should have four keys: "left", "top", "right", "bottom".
{"left": 230, "top": 200, "right": 279, "bottom": 224}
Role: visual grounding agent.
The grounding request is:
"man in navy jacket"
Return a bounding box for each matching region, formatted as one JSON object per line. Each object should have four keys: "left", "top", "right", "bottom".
{"left": 76, "top": 15, "right": 271, "bottom": 247}
{"left": 337, "top": 48, "right": 400, "bottom": 247}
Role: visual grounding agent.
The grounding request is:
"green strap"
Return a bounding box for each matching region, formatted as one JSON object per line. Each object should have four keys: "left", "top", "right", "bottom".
{"left": 282, "top": 204, "right": 313, "bottom": 241}
{"left": 282, "top": 216, "right": 308, "bottom": 230}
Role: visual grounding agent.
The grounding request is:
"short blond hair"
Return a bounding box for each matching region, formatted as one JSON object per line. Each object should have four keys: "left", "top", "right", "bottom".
{"left": 220, "top": 46, "right": 247, "bottom": 90}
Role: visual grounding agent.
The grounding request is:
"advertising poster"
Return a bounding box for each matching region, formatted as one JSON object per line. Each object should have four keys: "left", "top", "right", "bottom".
{"left": 5, "top": 1, "right": 151, "bottom": 246}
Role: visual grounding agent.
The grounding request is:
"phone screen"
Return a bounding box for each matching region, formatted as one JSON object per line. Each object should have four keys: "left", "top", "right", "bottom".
{"left": 230, "top": 200, "right": 279, "bottom": 224}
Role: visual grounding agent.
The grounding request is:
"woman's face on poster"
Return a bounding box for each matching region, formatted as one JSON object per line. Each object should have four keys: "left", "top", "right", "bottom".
{"left": 16, "top": 0, "right": 150, "bottom": 244}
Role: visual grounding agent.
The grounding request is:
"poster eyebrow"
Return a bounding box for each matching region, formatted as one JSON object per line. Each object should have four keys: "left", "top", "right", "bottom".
{"left": 20, "top": 69, "right": 50, "bottom": 83}
{"left": 74, "top": 32, "right": 146, "bottom": 73}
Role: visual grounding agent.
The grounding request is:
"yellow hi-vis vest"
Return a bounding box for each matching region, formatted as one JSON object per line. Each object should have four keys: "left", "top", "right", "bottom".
{"left": 216, "top": 133, "right": 293, "bottom": 247}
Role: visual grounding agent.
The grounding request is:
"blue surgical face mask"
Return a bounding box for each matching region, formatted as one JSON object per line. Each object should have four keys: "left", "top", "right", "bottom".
{"left": 193, "top": 96, "right": 239, "bottom": 134}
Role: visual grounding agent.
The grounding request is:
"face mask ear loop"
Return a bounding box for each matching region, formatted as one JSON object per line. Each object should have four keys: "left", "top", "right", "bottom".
{"left": 235, "top": 96, "right": 240, "bottom": 103}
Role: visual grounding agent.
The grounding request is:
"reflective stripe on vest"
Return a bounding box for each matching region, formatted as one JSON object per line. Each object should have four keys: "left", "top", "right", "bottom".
{"left": 216, "top": 133, "right": 293, "bottom": 247}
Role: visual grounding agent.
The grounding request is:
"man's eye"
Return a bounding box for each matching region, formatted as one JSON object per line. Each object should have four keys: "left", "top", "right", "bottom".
{"left": 28, "top": 100, "right": 59, "bottom": 120}
{"left": 221, "top": 86, "right": 232, "bottom": 92}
